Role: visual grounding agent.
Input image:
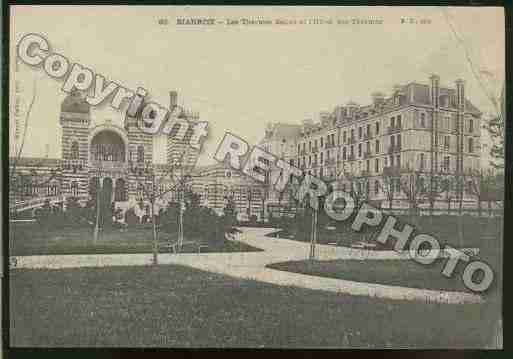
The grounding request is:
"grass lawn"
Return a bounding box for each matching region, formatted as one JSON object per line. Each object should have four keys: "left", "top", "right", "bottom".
{"left": 10, "top": 265, "right": 499, "bottom": 348}
{"left": 275, "top": 215, "right": 502, "bottom": 253}
{"left": 10, "top": 224, "right": 261, "bottom": 256}
{"left": 267, "top": 259, "right": 499, "bottom": 293}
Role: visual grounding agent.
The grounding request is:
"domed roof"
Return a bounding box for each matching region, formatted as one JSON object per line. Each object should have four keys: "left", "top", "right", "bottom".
{"left": 61, "top": 90, "right": 90, "bottom": 114}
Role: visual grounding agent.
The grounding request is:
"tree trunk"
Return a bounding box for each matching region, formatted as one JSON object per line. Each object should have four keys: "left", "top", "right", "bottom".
{"left": 94, "top": 179, "right": 101, "bottom": 242}
{"left": 309, "top": 209, "right": 318, "bottom": 260}
{"left": 458, "top": 196, "right": 464, "bottom": 247}
{"left": 151, "top": 198, "right": 158, "bottom": 265}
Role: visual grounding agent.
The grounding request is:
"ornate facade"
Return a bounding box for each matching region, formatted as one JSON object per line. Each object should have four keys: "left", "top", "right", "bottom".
{"left": 10, "top": 91, "right": 199, "bottom": 216}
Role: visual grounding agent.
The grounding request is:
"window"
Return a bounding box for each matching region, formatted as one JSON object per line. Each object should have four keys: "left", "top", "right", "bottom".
{"left": 343, "top": 147, "right": 347, "bottom": 160}
{"left": 468, "top": 137, "right": 474, "bottom": 153}
{"left": 297, "top": 144, "right": 300, "bottom": 153}
{"left": 320, "top": 152, "right": 324, "bottom": 164}
{"left": 366, "top": 141, "right": 370, "bottom": 154}
{"left": 397, "top": 134, "right": 401, "bottom": 149}
{"left": 137, "top": 145, "right": 144, "bottom": 163}
{"left": 289, "top": 159, "right": 294, "bottom": 166}
{"left": 443, "top": 156, "right": 450, "bottom": 172}
{"left": 469, "top": 119, "right": 474, "bottom": 133}
{"left": 375, "top": 139, "right": 380, "bottom": 153}
{"left": 71, "top": 181, "right": 79, "bottom": 197}
{"left": 320, "top": 137, "right": 324, "bottom": 147}
{"left": 376, "top": 122, "right": 380, "bottom": 134}
{"left": 444, "top": 136, "right": 450, "bottom": 150}
{"left": 418, "top": 177, "right": 425, "bottom": 193}
{"left": 303, "top": 143, "right": 306, "bottom": 151}
{"left": 70, "top": 141, "right": 79, "bottom": 160}
{"left": 137, "top": 183, "right": 144, "bottom": 199}
{"left": 309, "top": 156, "right": 312, "bottom": 166}
{"left": 366, "top": 124, "right": 371, "bottom": 137}
{"left": 396, "top": 155, "right": 401, "bottom": 168}
{"left": 397, "top": 115, "right": 402, "bottom": 128}
{"left": 358, "top": 127, "right": 363, "bottom": 139}
{"left": 358, "top": 143, "right": 362, "bottom": 157}
{"left": 350, "top": 129, "right": 355, "bottom": 140}
{"left": 309, "top": 141, "right": 312, "bottom": 151}
{"left": 420, "top": 113, "right": 426, "bottom": 127}
{"left": 350, "top": 145, "right": 354, "bottom": 158}
{"left": 343, "top": 131, "right": 347, "bottom": 143}
{"left": 390, "top": 156, "right": 394, "bottom": 166}
{"left": 375, "top": 158, "right": 379, "bottom": 173}
{"left": 390, "top": 117, "right": 395, "bottom": 128}
{"left": 420, "top": 153, "right": 425, "bottom": 170}
{"left": 390, "top": 135, "right": 395, "bottom": 149}
{"left": 115, "top": 178, "right": 127, "bottom": 201}
{"left": 366, "top": 160, "right": 370, "bottom": 172}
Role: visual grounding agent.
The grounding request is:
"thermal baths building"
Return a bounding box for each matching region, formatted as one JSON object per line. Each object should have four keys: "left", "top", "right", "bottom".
{"left": 10, "top": 91, "right": 200, "bottom": 216}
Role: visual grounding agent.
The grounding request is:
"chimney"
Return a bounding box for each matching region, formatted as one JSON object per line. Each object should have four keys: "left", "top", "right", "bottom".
{"left": 169, "top": 91, "right": 178, "bottom": 109}
{"left": 334, "top": 106, "right": 345, "bottom": 122}
{"left": 346, "top": 102, "right": 359, "bottom": 118}
{"left": 371, "top": 92, "right": 385, "bottom": 107}
{"left": 430, "top": 74, "right": 440, "bottom": 108}
{"left": 455, "top": 79, "right": 465, "bottom": 111}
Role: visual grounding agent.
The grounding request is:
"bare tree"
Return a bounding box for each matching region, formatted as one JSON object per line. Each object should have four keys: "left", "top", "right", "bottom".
{"left": 380, "top": 166, "right": 400, "bottom": 212}
{"left": 128, "top": 146, "right": 199, "bottom": 264}
{"left": 399, "top": 170, "right": 424, "bottom": 222}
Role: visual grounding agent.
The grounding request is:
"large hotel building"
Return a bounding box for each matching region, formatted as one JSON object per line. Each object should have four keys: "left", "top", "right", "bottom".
{"left": 260, "top": 75, "right": 482, "bottom": 212}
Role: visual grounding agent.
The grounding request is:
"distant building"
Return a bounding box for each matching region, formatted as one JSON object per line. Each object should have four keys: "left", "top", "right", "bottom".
{"left": 187, "top": 163, "right": 267, "bottom": 222}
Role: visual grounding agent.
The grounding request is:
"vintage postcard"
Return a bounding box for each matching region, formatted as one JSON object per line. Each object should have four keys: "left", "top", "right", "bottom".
{"left": 7, "top": 5, "right": 504, "bottom": 348}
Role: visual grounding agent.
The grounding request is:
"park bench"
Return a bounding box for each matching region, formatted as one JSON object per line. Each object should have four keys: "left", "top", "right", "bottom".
{"left": 158, "top": 233, "right": 209, "bottom": 254}
{"left": 351, "top": 241, "right": 377, "bottom": 250}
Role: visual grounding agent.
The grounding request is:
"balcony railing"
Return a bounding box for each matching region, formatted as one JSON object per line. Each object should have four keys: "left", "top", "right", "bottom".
{"left": 387, "top": 126, "right": 402, "bottom": 134}
{"left": 387, "top": 146, "right": 401, "bottom": 154}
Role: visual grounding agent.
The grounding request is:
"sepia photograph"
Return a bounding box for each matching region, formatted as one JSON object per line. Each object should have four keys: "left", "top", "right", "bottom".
{"left": 6, "top": 5, "right": 505, "bottom": 349}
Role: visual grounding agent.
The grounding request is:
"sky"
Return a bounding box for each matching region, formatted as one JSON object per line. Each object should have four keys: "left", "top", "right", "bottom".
{"left": 9, "top": 6, "right": 505, "bottom": 166}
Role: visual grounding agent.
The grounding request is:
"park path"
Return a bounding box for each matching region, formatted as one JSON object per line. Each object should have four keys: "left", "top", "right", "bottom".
{"left": 11, "top": 227, "right": 482, "bottom": 304}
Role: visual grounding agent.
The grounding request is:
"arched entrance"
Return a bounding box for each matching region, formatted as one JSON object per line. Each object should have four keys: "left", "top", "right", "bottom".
{"left": 90, "top": 130, "right": 126, "bottom": 162}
